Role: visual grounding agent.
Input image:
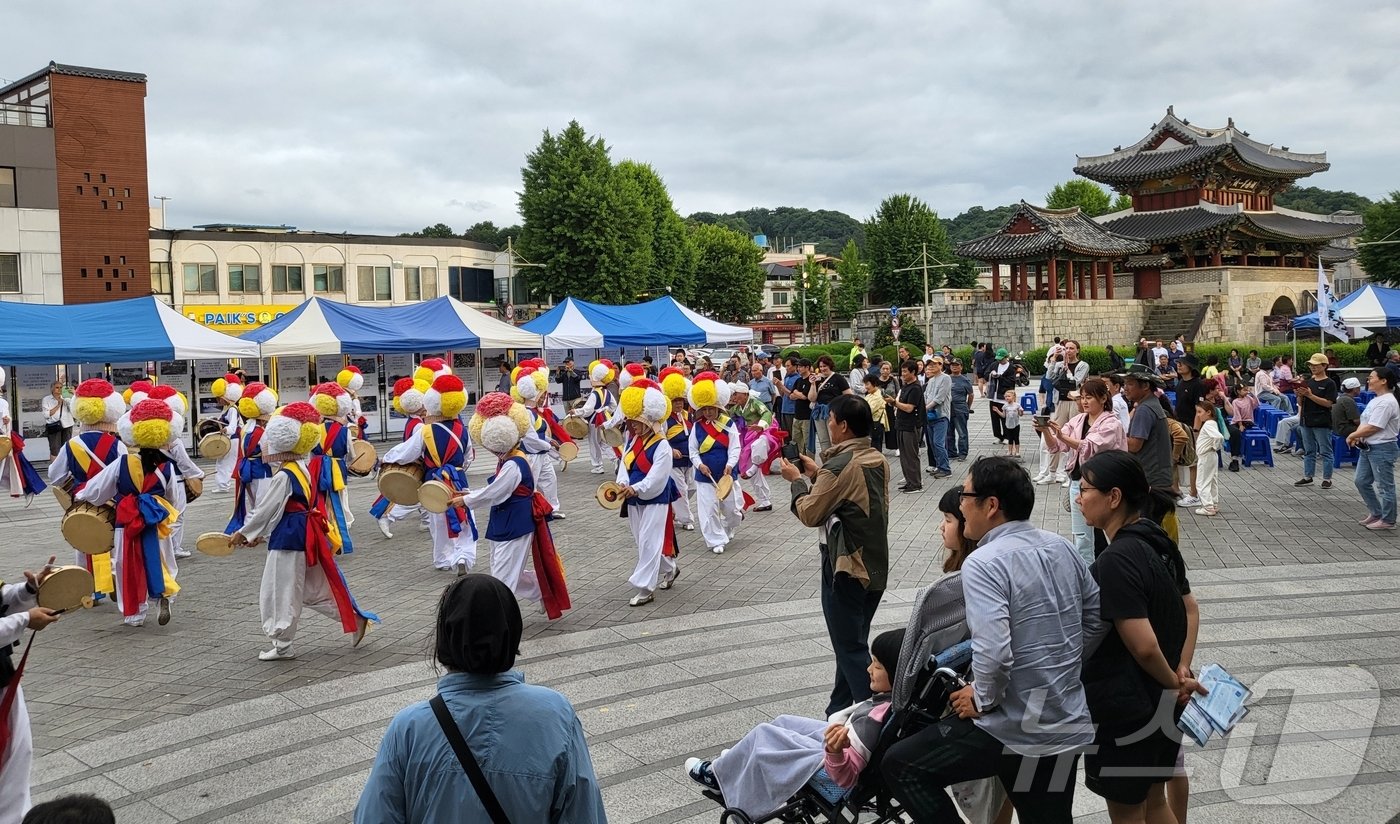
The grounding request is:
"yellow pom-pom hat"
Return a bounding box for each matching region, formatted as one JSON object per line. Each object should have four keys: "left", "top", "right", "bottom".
{"left": 237, "top": 382, "right": 278, "bottom": 420}
{"left": 687, "top": 370, "right": 730, "bottom": 410}
{"left": 74, "top": 378, "right": 125, "bottom": 428}
{"left": 310, "top": 381, "right": 353, "bottom": 419}
{"left": 512, "top": 365, "right": 548, "bottom": 404}
{"left": 392, "top": 377, "right": 428, "bottom": 415}
{"left": 658, "top": 366, "right": 689, "bottom": 403}
{"left": 423, "top": 375, "right": 467, "bottom": 419}
{"left": 120, "top": 398, "right": 179, "bottom": 449}
{"left": 588, "top": 358, "right": 616, "bottom": 385}
{"left": 469, "top": 391, "right": 531, "bottom": 455}
{"left": 124, "top": 380, "right": 155, "bottom": 408}
{"left": 620, "top": 377, "right": 670, "bottom": 424}
{"left": 414, "top": 357, "right": 452, "bottom": 385}
{"left": 210, "top": 373, "right": 243, "bottom": 404}
{"left": 336, "top": 365, "right": 364, "bottom": 393}
{"left": 618, "top": 363, "right": 646, "bottom": 391}
{"left": 263, "top": 401, "right": 325, "bottom": 457}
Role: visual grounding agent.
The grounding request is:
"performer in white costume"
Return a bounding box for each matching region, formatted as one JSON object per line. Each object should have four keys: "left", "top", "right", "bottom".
{"left": 373, "top": 375, "right": 429, "bottom": 538}
{"left": 571, "top": 358, "right": 618, "bottom": 474}
{"left": 616, "top": 378, "right": 680, "bottom": 606}
{"left": 658, "top": 366, "right": 696, "bottom": 532}
{"left": 688, "top": 372, "right": 742, "bottom": 554}
{"left": 0, "top": 557, "right": 60, "bottom": 824}
{"left": 48, "top": 378, "right": 125, "bottom": 595}
{"left": 148, "top": 384, "right": 204, "bottom": 560}
{"left": 210, "top": 373, "right": 243, "bottom": 493}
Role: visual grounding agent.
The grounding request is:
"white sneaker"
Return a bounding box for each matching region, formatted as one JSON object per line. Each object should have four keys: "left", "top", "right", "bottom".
{"left": 590, "top": 467, "right": 606, "bottom": 474}
{"left": 173, "top": 547, "right": 192, "bottom": 558}
{"left": 1053, "top": 474, "right": 1068, "bottom": 484}
{"left": 1061, "top": 478, "right": 1072, "bottom": 488}
{"left": 258, "top": 646, "right": 296, "bottom": 661}
{"left": 1177, "top": 495, "right": 1201, "bottom": 507}
{"left": 455, "top": 560, "right": 468, "bottom": 577}
{"left": 377, "top": 518, "right": 394, "bottom": 539}
{"left": 628, "top": 591, "right": 654, "bottom": 607}
{"left": 1036, "top": 475, "right": 1057, "bottom": 485}
{"left": 1031, "top": 472, "right": 1048, "bottom": 483}
{"left": 712, "top": 545, "right": 725, "bottom": 554}
{"left": 681, "top": 523, "right": 695, "bottom": 531}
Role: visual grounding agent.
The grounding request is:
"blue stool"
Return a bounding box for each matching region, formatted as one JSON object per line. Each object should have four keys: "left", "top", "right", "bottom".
{"left": 1360, "top": 391, "right": 1376, "bottom": 404}
{"left": 1241, "top": 430, "right": 1274, "bottom": 468}
{"left": 1020, "top": 394, "right": 1038, "bottom": 414}
{"left": 1334, "top": 434, "right": 1360, "bottom": 468}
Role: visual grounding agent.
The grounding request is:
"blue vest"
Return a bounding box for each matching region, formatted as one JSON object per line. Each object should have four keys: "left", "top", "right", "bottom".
{"left": 665, "top": 414, "right": 691, "bottom": 468}
{"left": 624, "top": 434, "right": 677, "bottom": 507}
{"left": 269, "top": 464, "right": 316, "bottom": 553}
{"left": 693, "top": 415, "right": 735, "bottom": 485}
{"left": 485, "top": 456, "right": 535, "bottom": 542}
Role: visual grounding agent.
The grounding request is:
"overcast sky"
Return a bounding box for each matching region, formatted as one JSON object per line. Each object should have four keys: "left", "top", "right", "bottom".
{"left": 6, "top": 2, "right": 1398, "bottom": 235}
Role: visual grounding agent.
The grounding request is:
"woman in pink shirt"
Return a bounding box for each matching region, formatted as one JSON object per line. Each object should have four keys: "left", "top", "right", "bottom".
{"left": 1041, "top": 377, "right": 1127, "bottom": 562}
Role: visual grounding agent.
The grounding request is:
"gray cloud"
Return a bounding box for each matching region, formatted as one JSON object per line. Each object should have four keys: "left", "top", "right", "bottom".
{"left": 6, "top": 1, "right": 1397, "bottom": 233}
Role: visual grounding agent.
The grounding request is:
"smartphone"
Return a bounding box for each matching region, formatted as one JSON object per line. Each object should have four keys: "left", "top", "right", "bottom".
{"left": 781, "top": 442, "right": 801, "bottom": 461}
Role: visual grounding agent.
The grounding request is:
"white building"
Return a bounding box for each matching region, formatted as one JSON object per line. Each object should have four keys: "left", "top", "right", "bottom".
{"left": 0, "top": 101, "right": 63, "bottom": 303}
{"left": 149, "top": 221, "right": 521, "bottom": 332}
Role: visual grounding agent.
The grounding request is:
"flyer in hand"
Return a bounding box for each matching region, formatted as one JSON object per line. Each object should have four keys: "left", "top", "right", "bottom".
{"left": 1178, "top": 664, "right": 1251, "bottom": 747}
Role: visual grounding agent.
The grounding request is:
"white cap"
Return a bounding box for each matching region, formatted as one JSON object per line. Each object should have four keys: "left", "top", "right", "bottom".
{"left": 1342, "top": 377, "right": 1362, "bottom": 390}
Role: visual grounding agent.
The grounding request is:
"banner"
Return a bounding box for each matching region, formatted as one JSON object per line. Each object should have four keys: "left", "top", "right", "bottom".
{"left": 1317, "top": 261, "right": 1351, "bottom": 342}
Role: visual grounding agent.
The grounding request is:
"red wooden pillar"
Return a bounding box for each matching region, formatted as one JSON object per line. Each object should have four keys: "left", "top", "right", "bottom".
{"left": 1211, "top": 247, "right": 1222, "bottom": 267}
{"left": 1018, "top": 263, "right": 1027, "bottom": 300}
{"left": 991, "top": 260, "right": 1001, "bottom": 300}
{"left": 1048, "top": 258, "right": 1058, "bottom": 300}
{"left": 1090, "top": 260, "right": 1100, "bottom": 299}
{"left": 1064, "top": 260, "right": 1073, "bottom": 300}
{"left": 1079, "top": 262, "right": 1087, "bottom": 299}
{"left": 1105, "top": 260, "right": 1115, "bottom": 299}
{"left": 1035, "top": 263, "right": 1044, "bottom": 300}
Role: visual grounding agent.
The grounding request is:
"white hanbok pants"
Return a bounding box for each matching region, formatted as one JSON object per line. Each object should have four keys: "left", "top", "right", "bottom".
{"left": 532, "top": 453, "right": 562, "bottom": 514}
{"left": 695, "top": 478, "right": 742, "bottom": 550}
{"left": 428, "top": 515, "right": 475, "bottom": 571}
{"left": 109, "top": 526, "right": 176, "bottom": 625}
{"left": 0, "top": 688, "right": 30, "bottom": 824}
{"left": 627, "top": 503, "right": 676, "bottom": 594}
{"left": 382, "top": 502, "right": 423, "bottom": 525}
{"left": 168, "top": 478, "right": 188, "bottom": 556}
{"left": 670, "top": 466, "right": 694, "bottom": 526}
{"left": 744, "top": 467, "right": 771, "bottom": 507}
{"left": 260, "top": 550, "right": 340, "bottom": 651}
{"left": 490, "top": 534, "right": 540, "bottom": 602}
{"left": 587, "top": 427, "right": 611, "bottom": 469}
{"left": 214, "top": 443, "right": 237, "bottom": 492}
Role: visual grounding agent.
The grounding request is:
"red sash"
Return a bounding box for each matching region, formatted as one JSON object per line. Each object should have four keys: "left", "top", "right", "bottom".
{"left": 528, "top": 489, "right": 571, "bottom": 620}
{"left": 323, "top": 422, "right": 344, "bottom": 455}
{"left": 699, "top": 418, "right": 729, "bottom": 448}
{"left": 0, "top": 634, "right": 34, "bottom": 771}
{"left": 288, "top": 461, "right": 360, "bottom": 633}
{"left": 626, "top": 436, "right": 652, "bottom": 474}
{"left": 540, "top": 408, "right": 573, "bottom": 444}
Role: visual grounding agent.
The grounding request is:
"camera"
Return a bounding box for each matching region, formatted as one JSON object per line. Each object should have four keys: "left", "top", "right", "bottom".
{"left": 781, "top": 442, "right": 801, "bottom": 461}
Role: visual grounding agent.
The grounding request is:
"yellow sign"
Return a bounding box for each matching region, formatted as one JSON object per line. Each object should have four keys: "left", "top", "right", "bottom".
{"left": 182, "top": 304, "right": 298, "bottom": 332}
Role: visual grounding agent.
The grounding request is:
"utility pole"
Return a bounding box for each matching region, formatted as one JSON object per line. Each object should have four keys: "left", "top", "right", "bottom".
{"left": 155, "top": 195, "right": 172, "bottom": 230}
{"left": 502, "top": 236, "right": 541, "bottom": 324}
{"left": 800, "top": 264, "right": 808, "bottom": 344}
{"left": 893, "top": 243, "right": 957, "bottom": 343}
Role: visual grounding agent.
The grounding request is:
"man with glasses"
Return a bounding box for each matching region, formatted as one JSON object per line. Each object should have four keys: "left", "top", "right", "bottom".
{"left": 884, "top": 456, "right": 1103, "bottom": 823}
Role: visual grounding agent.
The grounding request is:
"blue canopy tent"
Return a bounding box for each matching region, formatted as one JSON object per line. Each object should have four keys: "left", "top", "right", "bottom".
{"left": 1294, "top": 284, "right": 1400, "bottom": 332}
{"left": 522, "top": 296, "right": 753, "bottom": 349}
{"left": 0, "top": 296, "right": 259, "bottom": 364}
{"left": 243, "top": 296, "right": 542, "bottom": 355}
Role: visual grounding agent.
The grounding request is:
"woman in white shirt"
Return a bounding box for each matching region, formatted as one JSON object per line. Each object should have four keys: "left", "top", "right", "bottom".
{"left": 1347, "top": 367, "right": 1400, "bottom": 530}
{"left": 41, "top": 380, "right": 76, "bottom": 460}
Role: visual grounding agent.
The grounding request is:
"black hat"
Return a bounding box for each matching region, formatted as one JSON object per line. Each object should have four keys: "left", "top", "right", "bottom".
{"left": 870, "top": 628, "right": 906, "bottom": 677}
{"left": 1119, "top": 362, "right": 1163, "bottom": 386}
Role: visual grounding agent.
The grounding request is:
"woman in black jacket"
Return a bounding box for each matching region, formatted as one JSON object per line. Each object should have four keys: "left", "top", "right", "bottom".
{"left": 1075, "top": 450, "right": 1203, "bottom": 824}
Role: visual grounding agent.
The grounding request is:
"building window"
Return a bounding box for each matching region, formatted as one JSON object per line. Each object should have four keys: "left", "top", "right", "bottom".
{"left": 119, "top": 256, "right": 126, "bottom": 265}
{"left": 151, "top": 262, "right": 173, "bottom": 295}
{"left": 101, "top": 200, "right": 108, "bottom": 210}
{"left": 447, "top": 266, "right": 495, "bottom": 303}
{"left": 108, "top": 187, "right": 114, "bottom": 197}
{"left": 357, "top": 265, "right": 391, "bottom": 301}
{"left": 116, "top": 201, "right": 123, "bottom": 210}
{"left": 772, "top": 291, "right": 790, "bottom": 306}
{"left": 75, "top": 185, "right": 82, "bottom": 195}
{"left": 120, "top": 281, "right": 128, "bottom": 292}
{"left": 313, "top": 264, "right": 344, "bottom": 293}
{"left": 182, "top": 263, "right": 217, "bottom": 294}
{"left": 100, "top": 174, "right": 107, "bottom": 183}
{"left": 0, "top": 168, "right": 15, "bottom": 208}
{"left": 84, "top": 173, "right": 91, "bottom": 183}
{"left": 91, "top": 187, "right": 98, "bottom": 195}
{"left": 123, "top": 188, "right": 130, "bottom": 198}
{"left": 104, "top": 256, "right": 111, "bottom": 264}
{"left": 272, "top": 264, "right": 304, "bottom": 293}
{"left": 105, "top": 282, "right": 112, "bottom": 292}
{"left": 403, "top": 266, "right": 438, "bottom": 301}
{"left": 0, "top": 254, "right": 18, "bottom": 293}
{"left": 228, "top": 264, "right": 261, "bottom": 294}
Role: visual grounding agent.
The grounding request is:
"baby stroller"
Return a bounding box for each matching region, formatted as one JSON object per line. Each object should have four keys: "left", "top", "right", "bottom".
{"left": 699, "top": 638, "right": 974, "bottom": 824}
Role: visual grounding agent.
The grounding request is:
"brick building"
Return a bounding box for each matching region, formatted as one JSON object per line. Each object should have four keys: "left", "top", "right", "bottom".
{"left": 0, "top": 62, "right": 151, "bottom": 304}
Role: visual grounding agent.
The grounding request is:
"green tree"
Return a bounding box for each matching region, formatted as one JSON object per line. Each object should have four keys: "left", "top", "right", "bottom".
{"left": 688, "top": 223, "right": 765, "bottom": 322}
{"left": 616, "top": 160, "right": 696, "bottom": 302}
{"left": 518, "top": 121, "right": 648, "bottom": 303}
{"left": 1045, "top": 179, "right": 1115, "bottom": 216}
{"left": 401, "top": 222, "right": 455, "bottom": 238}
{"left": 1110, "top": 193, "right": 1133, "bottom": 213}
{"left": 864, "top": 194, "right": 958, "bottom": 306}
{"left": 796, "top": 254, "right": 830, "bottom": 332}
{"left": 831, "top": 240, "right": 869, "bottom": 321}
{"left": 461, "top": 220, "right": 513, "bottom": 248}
{"left": 685, "top": 207, "right": 864, "bottom": 255}
{"left": 1359, "top": 192, "right": 1400, "bottom": 287}
{"left": 1276, "top": 186, "right": 1374, "bottom": 215}
{"left": 942, "top": 204, "right": 1018, "bottom": 245}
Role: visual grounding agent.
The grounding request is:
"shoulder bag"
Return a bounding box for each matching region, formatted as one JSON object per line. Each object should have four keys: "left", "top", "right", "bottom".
{"left": 430, "top": 694, "right": 512, "bottom": 824}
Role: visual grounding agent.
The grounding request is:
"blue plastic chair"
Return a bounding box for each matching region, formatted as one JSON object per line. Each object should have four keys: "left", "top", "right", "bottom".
{"left": 1020, "top": 394, "right": 1038, "bottom": 414}
{"left": 1241, "top": 430, "right": 1274, "bottom": 468}
{"left": 1334, "top": 434, "right": 1360, "bottom": 468}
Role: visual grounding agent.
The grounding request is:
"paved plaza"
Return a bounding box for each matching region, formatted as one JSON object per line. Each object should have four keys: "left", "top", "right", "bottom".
{"left": 5, "top": 410, "right": 1400, "bottom": 822}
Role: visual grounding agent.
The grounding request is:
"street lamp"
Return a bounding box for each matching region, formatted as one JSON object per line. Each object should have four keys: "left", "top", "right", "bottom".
{"left": 893, "top": 243, "right": 958, "bottom": 343}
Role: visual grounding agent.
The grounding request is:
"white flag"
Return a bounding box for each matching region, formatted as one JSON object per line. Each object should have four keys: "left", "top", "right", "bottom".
{"left": 1317, "top": 260, "right": 1350, "bottom": 342}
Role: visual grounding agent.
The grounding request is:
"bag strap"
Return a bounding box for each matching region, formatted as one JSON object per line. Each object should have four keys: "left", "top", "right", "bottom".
{"left": 429, "top": 694, "right": 512, "bottom": 824}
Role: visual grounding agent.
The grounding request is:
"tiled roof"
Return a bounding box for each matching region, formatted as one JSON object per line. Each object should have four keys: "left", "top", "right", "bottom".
{"left": 0, "top": 61, "right": 146, "bottom": 97}
{"left": 955, "top": 201, "right": 1148, "bottom": 261}
{"left": 1075, "top": 108, "right": 1328, "bottom": 184}
{"left": 1124, "top": 254, "right": 1175, "bottom": 269}
{"left": 1243, "top": 212, "right": 1362, "bottom": 241}
{"left": 1320, "top": 243, "right": 1358, "bottom": 263}
{"left": 1101, "top": 204, "right": 1241, "bottom": 243}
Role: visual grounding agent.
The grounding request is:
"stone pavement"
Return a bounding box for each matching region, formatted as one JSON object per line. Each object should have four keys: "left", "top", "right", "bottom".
{"left": 4, "top": 408, "right": 1399, "bottom": 821}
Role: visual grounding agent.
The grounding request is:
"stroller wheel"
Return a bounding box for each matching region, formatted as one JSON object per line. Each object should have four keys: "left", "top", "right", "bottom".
{"left": 720, "top": 809, "right": 754, "bottom": 824}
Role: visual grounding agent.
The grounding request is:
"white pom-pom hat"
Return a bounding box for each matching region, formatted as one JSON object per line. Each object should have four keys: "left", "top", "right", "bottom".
{"left": 588, "top": 358, "right": 616, "bottom": 385}
{"left": 468, "top": 392, "right": 531, "bottom": 456}
{"left": 618, "top": 363, "right": 646, "bottom": 391}
{"left": 620, "top": 378, "right": 670, "bottom": 424}
{"left": 687, "top": 371, "right": 730, "bottom": 410}
{"left": 237, "top": 382, "right": 278, "bottom": 420}
{"left": 263, "top": 402, "right": 325, "bottom": 457}
{"left": 310, "top": 381, "right": 353, "bottom": 419}
{"left": 211, "top": 373, "right": 243, "bottom": 404}
{"left": 73, "top": 379, "right": 125, "bottom": 428}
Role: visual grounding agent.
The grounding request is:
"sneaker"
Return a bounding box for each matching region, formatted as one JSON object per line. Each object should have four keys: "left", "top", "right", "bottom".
{"left": 157, "top": 597, "right": 171, "bottom": 626}
{"left": 376, "top": 518, "right": 394, "bottom": 539}
{"left": 1194, "top": 507, "right": 1218, "bottom": 517}
{"left": 628, "top": 591, "right": 654, "bottom": 607}
{"left": 752, "top": 504, "right": 772, "bottom": 512}
{"left": 1053, "top": 474, "right": 1068, "bottom": 484}
{"left": 1368, "top": 521, "right": 1397, "bottom": 531}
{"left": 1361, "top": 514, "right": 1382, "bottom": 526}
{"left": 455, "top": 560, "right": 469, "bottom": 577}
{"left": 681, "top": 523, "right": 695, "bottom": 531}
{"left": 1035, "top": 475, "right": 1057, "bottom": 485}
{"left": 711, "top": 545, "right": 725, "bottom": 554}
{"left": 902, "top": 486, "right": 923, "bottom": 494}
{"left": 1293, "top": 478, "right": 1313, "bottom": 487}
{"left": 894, "top": 450, "right": 900, "bottom": 457}
{"left": 258, "top": 646, "right": 296, "bottom": 661}
{"left": 124, "top": 617, "right": 145, "bottom": 628}
{"left": 933, "top": 470, "right": 952, "bottom": 479}
{"left": 925, "top": 467, "right": 937, "bottom": 475}
{"left": 551, "top": 512, "right": 567, "bottom": 520}
{"left": 1228, "top": 459, "right": 1240, "bottom": 473}
{"left": 659, "top": 566, "right": 680, "bottom": 590}
{"left": 685, "top": 758, "right": 720, "bottom": 792}
{"left": 1031, "top": 472, "right": 1048, "bottom": 483}
{"left": 1177, "top": 495, "right": 1201, "bottom": 507}
{"left": 352, "top": 616, "right": 369, "bottom": 648}
{"left": 1321, "top": 479, "right": 1332, "bottom": 489}
{"left": 590, "top": 466, "right": 606, "bottom": 474}
{"left": 1273, "top": 445, "right": 1291, "bottom": 454}
{"left": 1061, "top": 478, "right": 1073, "bottom": 488}
{"left": 173, "top": 547, "right": 192, "bottom": 559}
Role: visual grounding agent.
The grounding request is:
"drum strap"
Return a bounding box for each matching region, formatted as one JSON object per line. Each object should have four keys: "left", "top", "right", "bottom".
{"left": 0, "top": 633, "right": 34, "bottom": 770}
{"left": 699, "top": 417, "right": 730, "bottom": 451}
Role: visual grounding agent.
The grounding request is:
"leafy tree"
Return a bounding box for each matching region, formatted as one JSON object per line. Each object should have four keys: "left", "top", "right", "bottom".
{"left": 864, "top": 194, "right": 958, "bottom": 306}
{"left": 1110, "top": 193, "right": 1133, "bottom": 213}
{"left": 796, "top": 254, "right": 830, "bottom": 331}
{"left": 1276, "top": 186, "right": 1373, "bottom": 215}
{"left": 688, "top": 223, "right": 765, "bottom": 322}
{"left": 942, "top": 204, "right": 1018, "bottom": 245}
{"left": 686, "top": 207, "right": 864, "bottom": 255}
{"left": 518, "top": 121, "right": 648, "bottom": 303}
{"left": 831, "top": 240, "right": 869, "bottom": 321}
{"left": 1359, "top": 192, "right": 1400, "bottom": 287}
{"left": 401, "top": 222, "right": 456, "bottom": 239}
{"left": 945, "top": 259, "right": 980, "bottom": 289}
{"left": 872, "top": 313, "right": 926, "bottom": 350}
{"left": 1045, "top": 179, "right": 1115, "bottom": 216}
{"left": 616, "top": 160, "right": 696, "bottom": 302}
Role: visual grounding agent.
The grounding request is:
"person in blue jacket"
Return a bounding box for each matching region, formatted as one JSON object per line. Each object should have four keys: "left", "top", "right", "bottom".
{"left": 355, "top": 574, "right": 605, "bottom": 823}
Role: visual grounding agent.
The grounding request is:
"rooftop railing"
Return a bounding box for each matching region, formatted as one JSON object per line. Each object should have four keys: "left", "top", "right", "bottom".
{"left": 0, "top": 103, "right": 50, "bottom": 128}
